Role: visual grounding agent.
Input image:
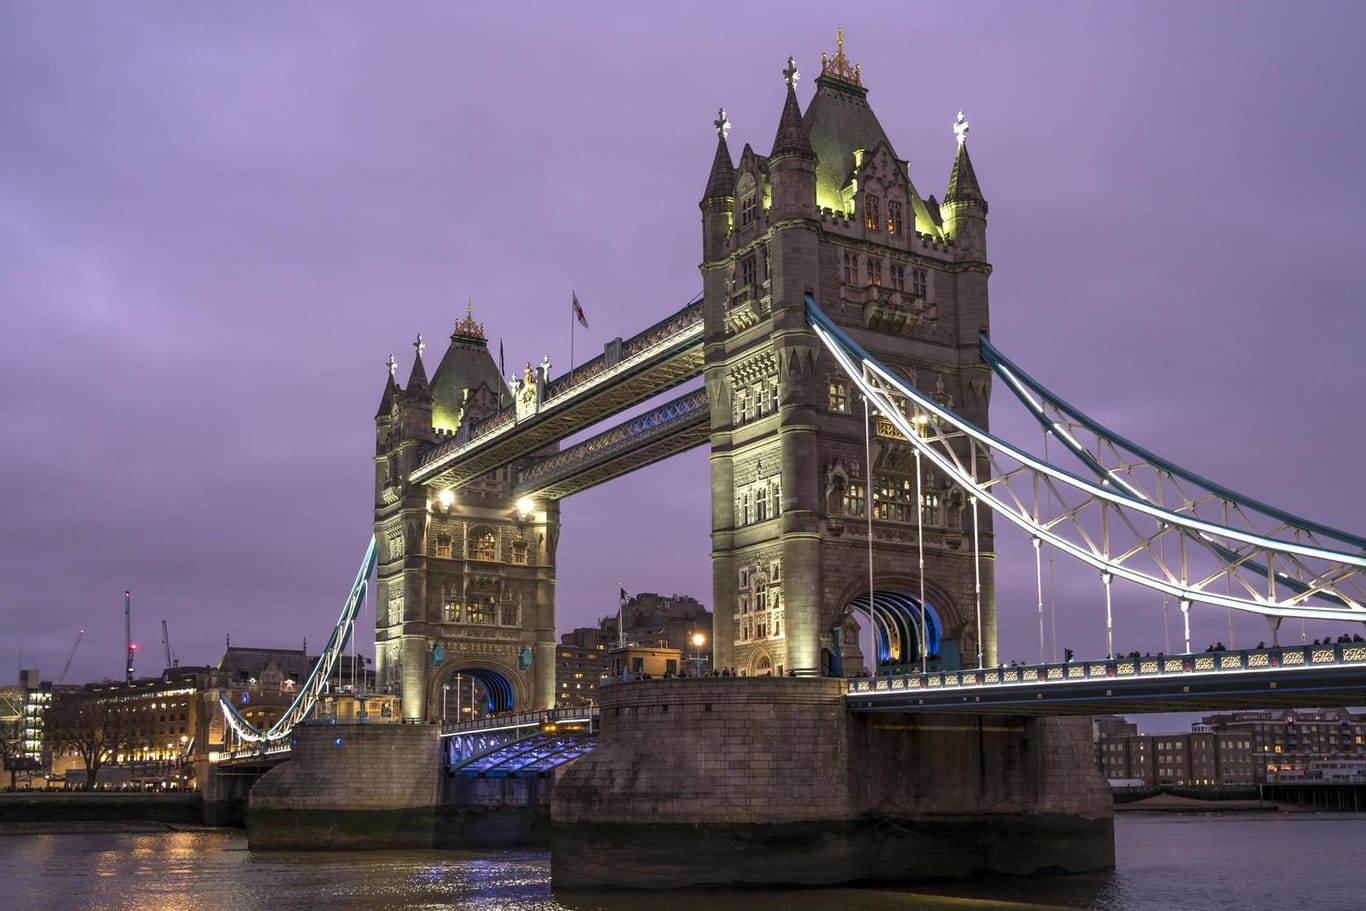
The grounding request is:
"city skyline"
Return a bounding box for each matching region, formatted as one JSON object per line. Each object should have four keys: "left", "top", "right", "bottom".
{"left": 4, "top": 3, "right": 1365, "bottom": 684}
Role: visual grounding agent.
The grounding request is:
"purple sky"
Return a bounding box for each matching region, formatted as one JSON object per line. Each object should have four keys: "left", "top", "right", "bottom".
{"left": 4, "top": 2, "right": 1365, "bottom": 696}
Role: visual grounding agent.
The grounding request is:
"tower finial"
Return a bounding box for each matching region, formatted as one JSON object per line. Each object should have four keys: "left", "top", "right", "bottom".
{"left": 414, "top": 332, "right": 425, "bottom": 358}
{"left": 954, "top": 111, "right": 971, "bottom": 145}
{"left": 452, "top": 299, "right": 486, "bottom": 340}
{"left": 820, "top": 27, "right": 862, "bottom": 87}
{"left": 714, "top": 107, "right": 730, "bottom": 140}
{"left": 782, "top": 56, "right": 799, "bottom": 88}
{"left": 386, "top": 354, "right": 396, "bottom": 378}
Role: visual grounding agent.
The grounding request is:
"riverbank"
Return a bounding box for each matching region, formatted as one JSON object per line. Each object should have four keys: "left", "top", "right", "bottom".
{"left": 1114, "top": 793, "right": 1276, "bottom": 813}
{"left": 0, "top": 792, "right": 205, "bottom": 829}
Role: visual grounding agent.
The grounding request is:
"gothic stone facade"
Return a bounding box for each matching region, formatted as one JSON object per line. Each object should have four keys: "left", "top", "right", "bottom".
{"left": 373, "top": 312, "right": 559, "bottom": 720}
{"left": 701, "top": 45, "right": 994, "bottom": 677}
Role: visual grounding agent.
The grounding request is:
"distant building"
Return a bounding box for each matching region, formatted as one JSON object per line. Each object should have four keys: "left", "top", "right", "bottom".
{"left": 42, "top": 645, "right": 376, "bottom": 788}
{"left": 555, "top": 593, "right": 713, "bottom": 705}
{"left": 1096, "top": 708, "right": 1366, "bottom": 787}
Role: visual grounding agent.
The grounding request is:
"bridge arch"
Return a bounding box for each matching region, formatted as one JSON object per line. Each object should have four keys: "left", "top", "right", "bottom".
{"left": 748, "top": 647, "right": 775, "bottom": 677}
{"left": 430, "top": 660, "right": 525, "bottom": 721}
{"left": 832, "top": 575, "right": 962, "bottom": 675}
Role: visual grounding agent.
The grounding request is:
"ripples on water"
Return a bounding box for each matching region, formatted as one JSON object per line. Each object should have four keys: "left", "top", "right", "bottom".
{"left": 2, "top": 814, "right": 1363, "bottom": 911}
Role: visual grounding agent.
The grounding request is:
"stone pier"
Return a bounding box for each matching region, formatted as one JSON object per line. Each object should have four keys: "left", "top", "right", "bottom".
{"left": 551, "top": 678, "right": 1113, "bottom": 889}
{"left": 246, "top": 721, "right": 556, "bottom": 849}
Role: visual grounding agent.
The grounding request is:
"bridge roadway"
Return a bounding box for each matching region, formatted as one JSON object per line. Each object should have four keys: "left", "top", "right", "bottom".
{"left": 847, "top": 641, "right": 1366, "bottom": 715}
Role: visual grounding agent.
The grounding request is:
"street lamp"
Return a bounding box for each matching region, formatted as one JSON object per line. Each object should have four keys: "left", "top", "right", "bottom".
{"left": 690, "top": 632, "right": 707, "bottom": 678}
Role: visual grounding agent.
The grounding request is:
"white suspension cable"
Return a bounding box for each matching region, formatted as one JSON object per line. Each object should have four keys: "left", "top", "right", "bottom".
{"left": 864, "top": 393, "right": 877, "bottom": 677}
{"left": 971, "top": 493, "right": 983, "bottom": 669}
{"left": 915, "top": 447, "right": 928, "bottom": 673}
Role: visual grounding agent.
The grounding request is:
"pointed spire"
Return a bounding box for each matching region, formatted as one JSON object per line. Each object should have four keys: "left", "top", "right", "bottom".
{"left": 945, "top": 112, "right": 987, "bottom": 212}
{"left": 703, "top": 107, "right": 735, "bottom": 200}
{"left": 376, "top": 354, "right": 397, "bottom": 418}
{"left": 771, "top": 57, "right": 813, "bottom": 160}
{"left": 406, "top": 332, "right": 429, "bottom": 391}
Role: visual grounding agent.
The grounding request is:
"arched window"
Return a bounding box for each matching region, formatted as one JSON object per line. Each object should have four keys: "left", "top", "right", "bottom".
{"left": 755, "top": 654, "right": 773, "bottom": 676}
{"left": 864, "top": 194, "right": 881, "bottom": 231}
{"left": 469, "top": 527, "right": 497, "bottom": 561}
{"left": 888, "top": 200, "right": 903, "bottom": 235}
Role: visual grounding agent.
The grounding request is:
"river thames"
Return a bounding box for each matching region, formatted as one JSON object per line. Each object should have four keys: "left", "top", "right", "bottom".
{"left": 1, "top": 813, "right": 1360, "bottom": 910}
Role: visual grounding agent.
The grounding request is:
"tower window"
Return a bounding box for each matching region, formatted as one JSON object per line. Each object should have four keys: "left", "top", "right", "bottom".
{"left": 434, "top": 534, "right": 452, "bottom": 559}
{"left": 912, "top": 267, "right": 929, "bottom": 298}
{"left": 740, "top": 254, "right": 757, "bottom": 287}
{"left": 512, "top": 541, "right": 529, "bottom": 565}
{"left": 865, "top": 195, "right": 881, "bottom": 231}
{"left": 843, "top": 481, "right": 866, "bottom": 517}
{"left": 891, "top": 264, "right": 906, "bottom": 291}
{"left": 888, "top": 200, "right": 903, "bottom": 235}
{"left": 866, "top": 258, "right": 883, "bottom": 287}
{"left": 843, "top": 251, "right": 858, "bottom": 284}
{"left": 469, "top": 528, "right": 497, "bottom": 561}
{"left": 829, "top": 379, "right": 849, "bottom": 413}
{"left": 740, "top": 193, "right": 756, "bottom": 226}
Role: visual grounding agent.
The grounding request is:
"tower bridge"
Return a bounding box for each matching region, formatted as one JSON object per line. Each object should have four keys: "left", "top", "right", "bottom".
{"left": 227, "top": 33, "right": 1366, "bottom": 888}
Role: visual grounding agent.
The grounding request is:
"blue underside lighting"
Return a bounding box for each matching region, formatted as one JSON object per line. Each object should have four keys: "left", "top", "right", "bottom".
{"left": 848, "top": 591, "right": 941, "bottom": 664}
{"left": 453, "top": 669, "right": 515, "bottom": 713}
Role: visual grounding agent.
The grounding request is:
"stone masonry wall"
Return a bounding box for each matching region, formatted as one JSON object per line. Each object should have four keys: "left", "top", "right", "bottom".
{"left": 250, "top": 722, "right": 441, "bottom": 811}
{"left": 553, "top": 677, "right": 851, "bottom": 825}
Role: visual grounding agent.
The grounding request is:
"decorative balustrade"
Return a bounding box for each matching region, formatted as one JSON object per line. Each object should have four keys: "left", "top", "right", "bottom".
{"left": 847, "top": 642, "right": 1366, "bottom": 698}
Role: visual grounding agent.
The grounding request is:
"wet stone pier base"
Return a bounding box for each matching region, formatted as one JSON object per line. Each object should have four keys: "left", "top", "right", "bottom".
{"left": 551, "top": 678, "right": 1113, "bottom": 889}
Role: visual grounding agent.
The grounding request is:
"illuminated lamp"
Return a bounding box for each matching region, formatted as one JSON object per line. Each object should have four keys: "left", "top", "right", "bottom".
{"left": 437, "top": 489, "right": 455, "bottom": 509}
{"left": 516, "top": 497, "right": 535, "bottom": 519}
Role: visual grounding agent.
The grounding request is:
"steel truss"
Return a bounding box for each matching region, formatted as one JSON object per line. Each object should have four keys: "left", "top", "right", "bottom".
{"left": 807, "top": 295, "right": 1366, "bottom": 631}
{"left": 981, "top": 335, "right": 1366, "bottom": 612}
{"left": 219, "top": 536, "right": 377, "bottom": 746}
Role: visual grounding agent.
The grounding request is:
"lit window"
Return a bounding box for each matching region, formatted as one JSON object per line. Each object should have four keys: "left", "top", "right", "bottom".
{"left": 512, "top": 541, "right": 529, "bottom": 565}
{"left": 829, "top": 380, "right": 849, "bottom": 413}
{"left": 434, "top": 534, "right": 452, "bottom": 559}
{"left": 865, "top": 194, "right": 881, "bottom": 231}
{"left": 866, "top": 257, "right": 883, "bottom": 286}
{"left": 888, "top": 200, "right": 903, "bottom": 235}
{"left": 469, "top": 528, "right": 497, "bottom": 561}
{"left": 843, "top": 481, "right": 866, "bottom": 517}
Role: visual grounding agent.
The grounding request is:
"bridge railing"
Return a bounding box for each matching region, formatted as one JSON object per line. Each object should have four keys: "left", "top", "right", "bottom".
{"left": 847, "top": 641, "right": 1366, "bottom": 697}
{"left": 439, "top": 705, "right": 599, "bottom": 738}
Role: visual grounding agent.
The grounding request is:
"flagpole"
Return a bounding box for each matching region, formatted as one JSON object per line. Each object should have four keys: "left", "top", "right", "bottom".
{"left": 569, "top": 289, "right": 575, "bottom": 388}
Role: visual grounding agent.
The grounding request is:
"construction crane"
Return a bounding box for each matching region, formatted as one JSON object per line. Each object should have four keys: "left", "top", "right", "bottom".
{"left": 161, "top": 619, "right": 176, "bottom": 669}
{"left": 58, "top": 628, "right": 85, "bottom": 685}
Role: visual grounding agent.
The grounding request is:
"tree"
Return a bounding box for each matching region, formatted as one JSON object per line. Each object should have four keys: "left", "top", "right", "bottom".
{"left": 45, "top": 694, "right": 132, "bottom": 789}
{"left": 0, "top": 717, "right": 26, "bottom": 790}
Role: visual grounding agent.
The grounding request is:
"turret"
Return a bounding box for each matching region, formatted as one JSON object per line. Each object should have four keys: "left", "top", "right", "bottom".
{"left": 700, "top": 108, "right": 735, "bottom": 262}
{"left": 768, "top": 56, "right": 816, "bottom": 219}
{"left": 374, "top": 356, "right": 398, "bottom": 501}
{"left": 392, "top": 333, "right": 433, "bottom": 478}
{"left": 942, "top": 112, "right": 988, "bottom": 261}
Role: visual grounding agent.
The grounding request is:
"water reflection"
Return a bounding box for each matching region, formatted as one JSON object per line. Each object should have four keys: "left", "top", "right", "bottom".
{"left": 3, "top": 816, "right": 1366, "bottom": 911}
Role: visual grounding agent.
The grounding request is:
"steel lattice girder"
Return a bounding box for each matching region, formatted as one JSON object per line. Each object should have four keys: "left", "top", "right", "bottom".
{"left": 515, "top": 388, "right": 710, "bottom": 499}
{"left": 807, "top": 295, "right": 1366, "bottom": 623}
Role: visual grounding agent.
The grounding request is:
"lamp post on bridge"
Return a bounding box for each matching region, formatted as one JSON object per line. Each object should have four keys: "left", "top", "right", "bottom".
{"left": 690, "top": 632, "right": 708, "bottom": 678}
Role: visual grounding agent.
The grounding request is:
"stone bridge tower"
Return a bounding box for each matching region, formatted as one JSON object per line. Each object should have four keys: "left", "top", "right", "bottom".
{"left": 701, "top": 35, "right": 994, "bottom": 677}
{"left": 373, "top": 306, "right": 559, "bottom": 720}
